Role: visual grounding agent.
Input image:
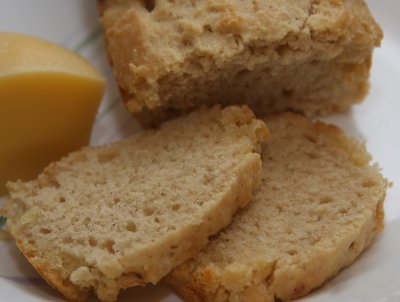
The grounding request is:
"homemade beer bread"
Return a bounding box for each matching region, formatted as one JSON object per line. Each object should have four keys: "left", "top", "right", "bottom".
{"left": 2, "top": 106, "right": 269, "bottom": 302}
{"left": 98, "top": 0, "right": 382, "bottom": 126}
{"left": 166, "top": 113, "right": 387, "bottom": 302}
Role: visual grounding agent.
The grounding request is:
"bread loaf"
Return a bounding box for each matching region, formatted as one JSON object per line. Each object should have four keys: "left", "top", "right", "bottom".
{"left": 98, "top": 0, "right": 382, "bottom": 126}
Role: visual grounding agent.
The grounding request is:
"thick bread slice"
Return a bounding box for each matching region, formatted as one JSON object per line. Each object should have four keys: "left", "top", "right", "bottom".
{"left": 3, "top": 106, "right": 269, "bottom": 302}
{"left": 98, "top": 0, "right": 382, "bottom": 126}
{"left": 166, "top": 113, "right": 387, "bottom": 302}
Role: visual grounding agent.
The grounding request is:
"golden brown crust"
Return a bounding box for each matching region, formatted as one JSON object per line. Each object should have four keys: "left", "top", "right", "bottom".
{"left": 164, "top": 273, "right": 208, "bottom": 302}
{"left": 15, "top": 240, "right": 89, "bottom": 302}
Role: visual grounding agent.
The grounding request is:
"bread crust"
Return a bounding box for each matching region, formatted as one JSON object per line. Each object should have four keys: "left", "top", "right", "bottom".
{"left": 15, "top": 240, "right": 89, "bottom": 301}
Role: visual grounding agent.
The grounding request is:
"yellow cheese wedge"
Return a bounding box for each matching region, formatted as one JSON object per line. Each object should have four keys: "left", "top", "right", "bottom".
{"left": 0, "top": 32, "right": 105, "bottom": 195}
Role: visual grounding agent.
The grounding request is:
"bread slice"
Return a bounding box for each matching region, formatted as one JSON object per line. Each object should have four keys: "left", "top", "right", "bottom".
{"left": 2, "top": 106, "right": 269, "bottom": 302}
{"left": 98, "top": 0, "right": 382, "bottom": 126}
{"left": 166, "top": 113, "right": 387, "bottom": 302}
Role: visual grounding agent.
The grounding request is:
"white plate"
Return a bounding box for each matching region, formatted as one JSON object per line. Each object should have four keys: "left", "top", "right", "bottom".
{"left": 0, "top": 1, "right": 399, "bottom": 301}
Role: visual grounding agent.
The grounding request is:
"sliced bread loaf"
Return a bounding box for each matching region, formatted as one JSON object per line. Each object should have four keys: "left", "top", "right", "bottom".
{"left": 2, "top": 106, "right": 269, "bottom": 302}
{"left": 98, "top": 0, "right": 382, "bottom": 126}
{"left": 166, "top": 113, "right": 387, "bottom": 302}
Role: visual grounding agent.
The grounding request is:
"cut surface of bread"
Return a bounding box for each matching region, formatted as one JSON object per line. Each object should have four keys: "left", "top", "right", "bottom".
{"left": 3, "top": 106, "right": 269, "bottom": 302}
{"left": 98, "top": 0, "right": 382, "bottom": 126}
{"left": 166, "top": 113, "right": 387, "bottom": 302}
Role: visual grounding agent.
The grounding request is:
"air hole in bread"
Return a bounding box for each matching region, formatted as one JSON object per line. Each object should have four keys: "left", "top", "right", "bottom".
{"left": 154, "top": 216, "right": 160, "bottom": 223}
{"left": 143, "top": 207, "right": 154, "bottom": 216}
{"left": 202, "top": 175, "right": 214, "bottom": 185}
{"left": 362, "top": 179, "right": 377, "bottom": 188}
{"left": 59, "top": 197, "right": 66, "bottom": 203}
{"left": 233, "top": 36, "right": 242, "bottom": 47}
{"left": 89, "top": 236, "right": 97, "bottom": 247}
{"left": 141, "top": 0, "right": 155, "bottom": 12}
{"left": 276, "top": 44, "right": 291, "bottom": 57}
{"left": 287, "top": 249, "right": 298, "bottom": 256}
{"left": 320, "top": 196, "right": 333, "bottom": 204}
{"left": 126, "top": 221, "right": 137, "bottom": 232}
{"left": 102, "top": 239, "right": 116, "bottom": 254}
{"left": 134, "top": 273, "right": 143, "bottom": 281}
{"left": 182, "top": 39, "right": 192, "bottom": 47}
{"left": 172, "top": 204, "right": 181, "bottom": 211}
{"left": 340, "top": 208, "right": 348, "bottom": 214}
{"left": 39, "top": 228, "right": 52, "bottom": 235}
{"left": 349, "top": 241, "right": 356, "bottom": 250}
{"left": 304, "top": 135, "right": 317, "bottom": 144}
{"left": 113, "top": 197, "right": 120, "bottom": 204}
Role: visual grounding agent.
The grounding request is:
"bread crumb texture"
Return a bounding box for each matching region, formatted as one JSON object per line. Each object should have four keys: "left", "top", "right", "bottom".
{"left": 99, "top": 0, "right": 382, "bottom": 123}
{"left": 166, "top": 113, "right": 387, "bottom": 302}
{"left": 3, "top": 106, "right": 269, "bottom": 302}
